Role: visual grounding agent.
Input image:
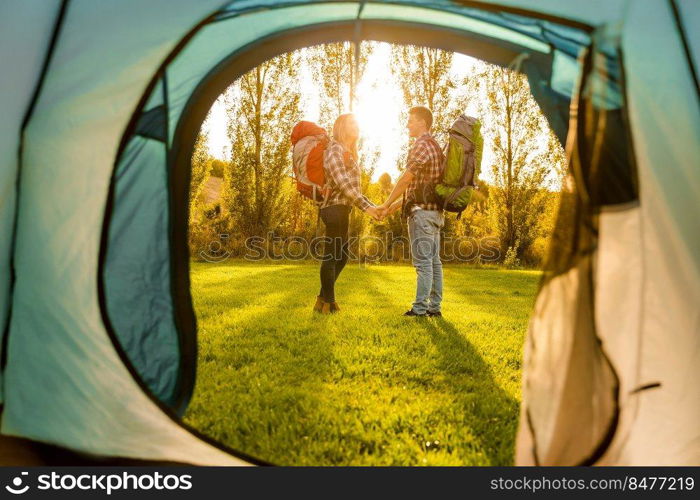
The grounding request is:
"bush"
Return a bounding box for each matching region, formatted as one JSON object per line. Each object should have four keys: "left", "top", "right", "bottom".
{"left": 189, "top": 224, "right": 223, "bottom": 261}
{"left": 209, "top": 159, "right": 226, "bottom": 178}
{"left": 503, "top": 244, "right": 521, "bottom": 269}
{"left": 522, "top": 236, "right": 549, "bottom": 268}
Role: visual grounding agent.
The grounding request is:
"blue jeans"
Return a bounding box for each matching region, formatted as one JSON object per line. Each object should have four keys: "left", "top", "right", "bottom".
{"left": 407, "top": 209, "right": 444, "bottom": 314}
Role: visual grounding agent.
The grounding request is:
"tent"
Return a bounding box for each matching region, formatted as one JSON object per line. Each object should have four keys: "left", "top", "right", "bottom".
{"left": 0, "top": 0, "right": 697, "bottom": 466}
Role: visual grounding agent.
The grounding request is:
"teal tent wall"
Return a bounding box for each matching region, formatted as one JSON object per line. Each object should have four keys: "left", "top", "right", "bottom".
{"left": 0, "top": 0, "right": 63, "bottom": 404}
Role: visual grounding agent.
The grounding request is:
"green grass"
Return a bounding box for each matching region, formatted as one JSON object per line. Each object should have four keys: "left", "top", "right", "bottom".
{"left": 184, "top": 261, "right": 541, "bottom": 466}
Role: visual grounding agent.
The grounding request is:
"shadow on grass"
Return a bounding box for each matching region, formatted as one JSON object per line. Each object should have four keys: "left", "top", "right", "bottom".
{"left": 186, "top": 275, "right": 338, "bottom": 464}
{"left": 420, "top": 319, "right": 520, "bottom": 465}
{"left": 365, "top": 268, "right": 520, "bottom": 465}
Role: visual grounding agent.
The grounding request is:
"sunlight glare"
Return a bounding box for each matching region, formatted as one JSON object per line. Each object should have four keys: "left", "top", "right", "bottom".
{"left": 355, "top": 43, "right": 405, "bottom": 181}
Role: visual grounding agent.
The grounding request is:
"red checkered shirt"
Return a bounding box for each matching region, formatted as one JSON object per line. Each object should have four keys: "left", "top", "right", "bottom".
{"left": 323, "top": 140, "right": 372, "bottom": 211}
{"left": 405, "top": 132, "right": 445, "bottom": 211}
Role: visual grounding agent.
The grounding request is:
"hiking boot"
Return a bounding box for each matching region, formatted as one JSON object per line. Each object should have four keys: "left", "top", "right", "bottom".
{"left": 320, "top": 301, "right": 339, "bottom": 314}
{"left": 313, "top": 296, "right": 325, "bottom": 314}
{"left": 427, "top": 310, "right": 442, "bottom": 318}
{"left": 403, "top": 309, "right": 427, "bottom": 317}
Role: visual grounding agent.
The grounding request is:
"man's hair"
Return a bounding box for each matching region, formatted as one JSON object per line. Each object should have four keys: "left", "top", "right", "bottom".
{"left": 408, "top": 105, "right": 433, "bottom": 129}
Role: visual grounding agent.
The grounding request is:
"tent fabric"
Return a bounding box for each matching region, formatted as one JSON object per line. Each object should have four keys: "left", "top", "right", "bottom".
{"left": 105, "top": 135, "right": 182, "bottom": 410}
{"left": 135, "top": 106, "right": 168, "bottom": 143}
{"left": 106, "top": 76, "right": 193, "bottom": 412}
{"left": 0, "top": 0, "right": 63, "bottom": 404}
{"left": 0, "top": 0, "right": 697, "bottom": 466}
{"left": 675, "top": 0, "right": 700, "bottom": 93}
{"left": 601, "top": 0, "right": 699, "bottom": 464}
{"left": 515, "top": 0, "right": 699, "bottom": 466}
{"left": 518, "top": 257, "right": 619, "bottom": 465}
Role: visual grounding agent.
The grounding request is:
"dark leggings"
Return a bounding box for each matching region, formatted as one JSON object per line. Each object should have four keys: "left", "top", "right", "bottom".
{"left": 319, "top": 204, "right": 351, "bottom": 303}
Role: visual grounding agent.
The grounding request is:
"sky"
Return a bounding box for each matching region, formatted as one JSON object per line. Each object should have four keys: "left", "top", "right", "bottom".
{"left": 202, "top": 43, "right": 493, "bottom": 182}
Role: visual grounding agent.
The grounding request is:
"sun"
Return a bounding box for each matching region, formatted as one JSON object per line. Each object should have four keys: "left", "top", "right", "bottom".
{"left": 354, "top": 43, "right": 406, "bottom": 181}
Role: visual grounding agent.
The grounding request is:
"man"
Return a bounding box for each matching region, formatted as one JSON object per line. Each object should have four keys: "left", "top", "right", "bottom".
{"left": 378, "top": 106, "right": 445, "bottom": 317}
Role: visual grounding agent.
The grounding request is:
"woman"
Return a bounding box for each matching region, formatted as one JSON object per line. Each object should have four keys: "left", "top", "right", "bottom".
{"left": 314, "top": 113, "right": 380, "bottom": 314}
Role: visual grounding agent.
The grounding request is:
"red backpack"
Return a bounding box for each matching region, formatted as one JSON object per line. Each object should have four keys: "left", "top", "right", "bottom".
{"left": 291, "top": 121, "right": 328, "bottom": 202}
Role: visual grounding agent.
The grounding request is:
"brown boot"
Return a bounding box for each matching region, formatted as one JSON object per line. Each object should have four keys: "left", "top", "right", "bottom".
{"left": 321, "top": 302, "right": 340, "bottom": 314}
{"left": 313, "top": 296, "right": 325, "bottom": 313}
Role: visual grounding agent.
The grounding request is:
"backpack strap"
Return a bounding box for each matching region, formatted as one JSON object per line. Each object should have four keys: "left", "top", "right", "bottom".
{"left": 426, "top": 135, "right": 445, "bottom": 163}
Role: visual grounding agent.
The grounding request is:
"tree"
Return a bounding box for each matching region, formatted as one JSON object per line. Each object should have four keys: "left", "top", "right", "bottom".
{"left": 307, "top": 42, "right": 374, "bottom": 126}
{"left": 189, "top": 130, "right": 228, "bottom": 257}
{"left": 222, "top": 51, "right": 303, "bottom": 238}
{"left": 209, "top": 158, "right": 226, "bottom": 178}
{"left": 390, "top": 45, "right": 458, "bottom": 139}
{"left": 190, "top": 130, "right": 210, "bottom": 217}
{"left": 473, "top": 64, "right": 564, "bottom": 261}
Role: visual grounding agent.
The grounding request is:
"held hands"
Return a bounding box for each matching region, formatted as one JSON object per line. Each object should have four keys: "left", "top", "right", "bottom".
{"left": 378, "top": 201, "right": 401, "bottom": 219}
{"left": 365, "top": 206, "right": 383, "bottom": 221}
{"left": 367, "top": 201, "right": 400, "bottom": 221}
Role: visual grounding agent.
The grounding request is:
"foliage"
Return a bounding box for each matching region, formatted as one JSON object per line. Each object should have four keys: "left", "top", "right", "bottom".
{"left": 189, "top": 131, "right": 214, "bottom": 255}
{"left": 307, "top": 41, "right": 374, "bottom": 125}
{"left": 503, "top": 243, "right": 522, "bottom": 269}
{"left": 209, "top": 158, "right": 226, "bottom": 178}
{"left": 390, "top": 45, "right": 458, "bottom": 138}
{"left": 470, "top": 64, "right": 566, "bottom": 263}
{"left": 185, "top": 261, "right": 540, "bottom": 465}
{"left": 222, "top": 51, "right": 303, "bottom": 238}
{"left": 190, "top": 131, "right": 210, "bottom": 211}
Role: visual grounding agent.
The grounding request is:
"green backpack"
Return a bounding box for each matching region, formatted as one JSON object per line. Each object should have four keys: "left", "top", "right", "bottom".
{"left": 434, "top": 115, "right": 483, "bottom": 215}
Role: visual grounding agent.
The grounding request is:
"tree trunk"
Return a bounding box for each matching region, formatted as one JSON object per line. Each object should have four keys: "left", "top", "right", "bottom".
{"left": 505, "top": 71, "right": 515, "bottom": 251}
{"left": 254, "top": 66, "right": 263, "bottom": 233}
{"left": 348, "top": 43, "right": 355, "bottom": 112}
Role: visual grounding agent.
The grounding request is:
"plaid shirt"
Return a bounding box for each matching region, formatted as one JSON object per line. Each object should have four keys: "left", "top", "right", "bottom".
{"left": 323, "top": 140, "right": 372, "bottom": 211}
{"left": 405, "top": 132, "right": 445, "bottom": 211}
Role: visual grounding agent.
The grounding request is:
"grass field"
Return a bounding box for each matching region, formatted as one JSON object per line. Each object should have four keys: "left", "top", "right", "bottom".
{"left": 184, "top": 261, "right": 541, "bottom": 465}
